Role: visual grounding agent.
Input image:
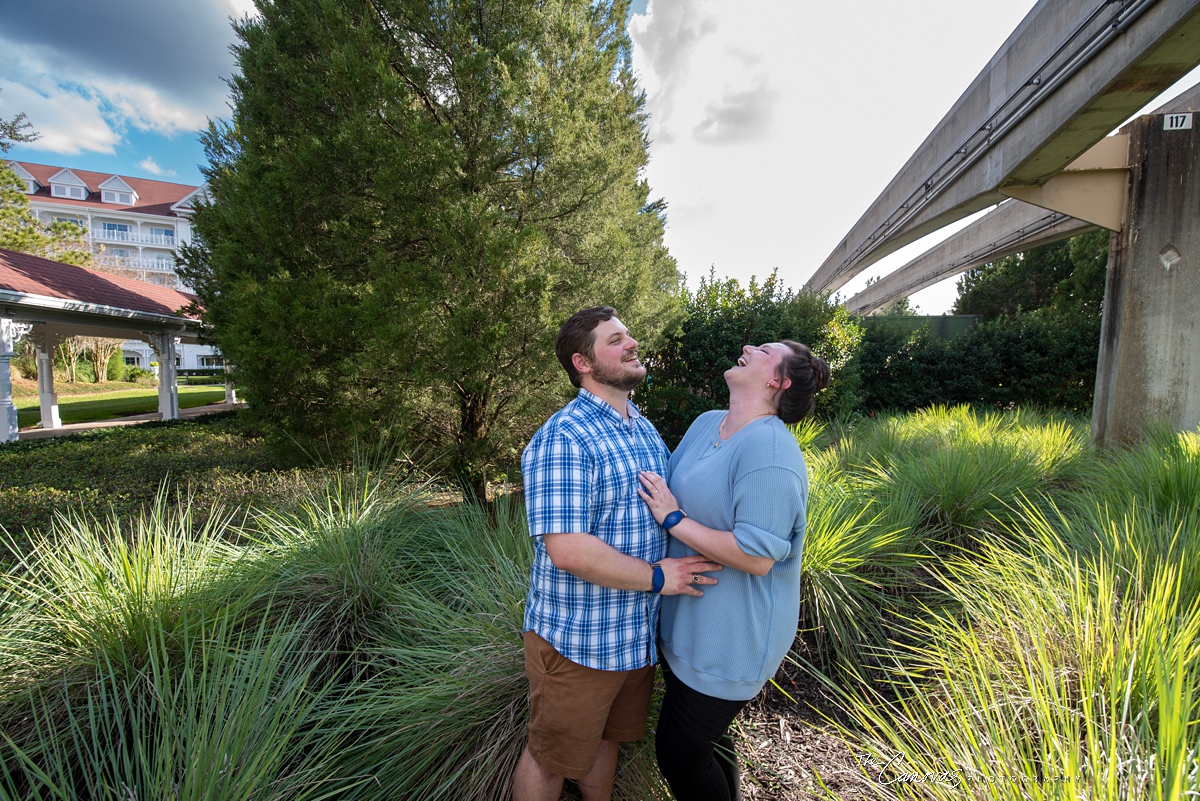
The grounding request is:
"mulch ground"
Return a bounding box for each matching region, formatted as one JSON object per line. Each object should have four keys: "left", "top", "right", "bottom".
{"left": 731, "top": 639, "right": 881, "bottom": 801}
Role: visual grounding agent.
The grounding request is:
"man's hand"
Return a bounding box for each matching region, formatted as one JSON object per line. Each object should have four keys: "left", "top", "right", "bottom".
{"left": 658, "top": 555, "right": 722, "bottom": 596}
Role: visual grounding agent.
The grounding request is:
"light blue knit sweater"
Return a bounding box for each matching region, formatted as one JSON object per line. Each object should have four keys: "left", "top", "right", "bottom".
{"left": 659, "top": 410, "right": 808, "bottom": 701}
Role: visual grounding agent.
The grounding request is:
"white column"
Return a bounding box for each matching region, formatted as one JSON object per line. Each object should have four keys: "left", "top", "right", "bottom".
{"left": 223, "top": 364, "right": 237, "bottom": 404}
{"left": 31, "top": 327, "right": 61, "bottom": 429}
{"left": 143, "top": 331, "right": 180, "bottom": 420}
{"left": 1, "top": 318, "right": 18, "bottom": 442}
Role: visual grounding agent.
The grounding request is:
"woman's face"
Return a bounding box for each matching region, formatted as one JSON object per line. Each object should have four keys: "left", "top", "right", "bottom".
{"left": 724, "top": 342, "right": 791, "bottom": 390}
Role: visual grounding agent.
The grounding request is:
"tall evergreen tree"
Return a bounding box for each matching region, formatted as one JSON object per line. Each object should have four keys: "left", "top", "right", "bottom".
{"left": 180, "top": 0, "right": 678, "bottom": 498}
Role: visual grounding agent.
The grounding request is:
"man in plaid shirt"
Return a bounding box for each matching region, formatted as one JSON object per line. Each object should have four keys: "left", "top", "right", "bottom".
{"left": 512, "top": 307, "right": 723, "bottom": 801}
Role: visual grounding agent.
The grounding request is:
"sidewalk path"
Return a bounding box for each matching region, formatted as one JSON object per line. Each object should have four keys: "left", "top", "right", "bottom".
{"left": 17, "top": 402, "right": 247, "bottom": 441}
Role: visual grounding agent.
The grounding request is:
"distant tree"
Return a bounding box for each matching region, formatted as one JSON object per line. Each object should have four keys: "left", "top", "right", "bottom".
{"left": 179, "top": 0, "right": 678, "bottom": 499}
{"left": 53, "top": 337, "right": 87, "bottom": 383}
{"left": 953, "top": 231, "right": 1109, "bottom": 319}
{"left": 1, "top": 106, "right": 38, "bottom": 152}
{"left": 81, "top": 337, "right": 124, "bottom": 383}
{"left": 0, "top": 168, "right": 91, "bottom": 265}
{"left": 0, "top": 108, "right": 91, "bottom": 266}
{"left": 639, "top": 270, "right": 862, "bottom": 446}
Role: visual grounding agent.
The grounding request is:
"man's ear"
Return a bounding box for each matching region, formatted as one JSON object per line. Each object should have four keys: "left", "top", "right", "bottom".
{"left": 572, "top": 352, "right": 592, "bottom": 376}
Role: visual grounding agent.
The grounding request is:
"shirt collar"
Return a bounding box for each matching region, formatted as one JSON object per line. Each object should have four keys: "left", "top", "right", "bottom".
{"left": 577, "top": 387, "right": 641, "bottom": 423}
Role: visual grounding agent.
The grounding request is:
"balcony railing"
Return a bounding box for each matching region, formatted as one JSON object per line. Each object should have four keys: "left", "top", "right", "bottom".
{"left": 91, "top": 257, "right": 188, "bottom": 290}
{"left": 91, "top": 229, "right": 176, "bottom": 247}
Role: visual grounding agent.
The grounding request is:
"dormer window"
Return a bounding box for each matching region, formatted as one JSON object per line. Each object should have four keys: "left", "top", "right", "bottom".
{"left": 52, "top": 184, "right": 86, "bottom": 199}
{"left": 48, "top": 168, "right": 90, "bottom": 200}
{"left": 102, "top": 190, "right": 133, "bottom": 205}
{"left": 99, "top": 175, "right": 138, "bottom": 206}
{"left": 5, "top": 163, "right": 40, "bottom": 194}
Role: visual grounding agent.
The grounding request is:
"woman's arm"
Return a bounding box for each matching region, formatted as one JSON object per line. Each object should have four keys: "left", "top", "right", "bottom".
{"left": 637, "top": 472, "right": 774, "bottom": 576}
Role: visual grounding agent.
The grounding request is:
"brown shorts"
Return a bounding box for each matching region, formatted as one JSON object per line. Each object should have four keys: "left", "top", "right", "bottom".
{"left": 523, "top": 630, "right": 656, "bottom": 778}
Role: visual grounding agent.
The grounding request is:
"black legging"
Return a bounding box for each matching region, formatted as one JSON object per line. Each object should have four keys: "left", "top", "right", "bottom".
{"left": 655, "top": 664, "right": 750, "bottom": 801}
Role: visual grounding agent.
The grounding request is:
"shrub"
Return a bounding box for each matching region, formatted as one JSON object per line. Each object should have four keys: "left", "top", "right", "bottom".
{"left": 0, "top": 412, "right": 303, "bottom": 551}
{"left": 849, "top": 309, "right": 1100, "bottom": 415}
{"left": 125, "top": 365, "right": 155, "bottom": 383}
{"left": 106, "top": 350, "right": 127, "bottom": 381}
{"left": 11, "top": 338, "right": 36, "bottom": 380}
{"left": 640, "top": 270, "right": 863, "bottom": 447}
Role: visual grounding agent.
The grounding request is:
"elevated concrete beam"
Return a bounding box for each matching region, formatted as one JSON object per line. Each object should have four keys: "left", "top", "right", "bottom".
{"left": 807, "top": 0, "right": 1200, "bottom": 295}
{"left": 845, "top": 201, "right": 1095, "bottom": 316}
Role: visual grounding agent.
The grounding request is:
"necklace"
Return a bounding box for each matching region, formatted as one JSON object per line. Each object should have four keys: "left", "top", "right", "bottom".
{"left": 714, "top": 412, "right": 771, "bottom": 447}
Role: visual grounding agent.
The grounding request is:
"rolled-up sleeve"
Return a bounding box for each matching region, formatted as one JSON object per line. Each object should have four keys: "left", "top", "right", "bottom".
{"left": 730, "top": 466, "right": 806, "bottom": 561}
{"left": 524, "top": 431, "right": 593, "bottom": 537}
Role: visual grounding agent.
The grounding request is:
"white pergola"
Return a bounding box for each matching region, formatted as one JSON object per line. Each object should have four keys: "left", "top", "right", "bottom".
{"left": 1, "top": 248, "right": 207, "bottom": 443}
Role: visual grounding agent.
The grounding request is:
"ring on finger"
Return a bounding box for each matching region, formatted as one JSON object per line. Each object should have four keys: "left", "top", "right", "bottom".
{"left": 691, "top": 574, "right": 700, "bottom": 584}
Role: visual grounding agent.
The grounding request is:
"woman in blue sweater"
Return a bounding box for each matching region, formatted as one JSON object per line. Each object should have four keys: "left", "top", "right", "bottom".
{"left": 638, "top": 340, "right": 829, "bottom": 801}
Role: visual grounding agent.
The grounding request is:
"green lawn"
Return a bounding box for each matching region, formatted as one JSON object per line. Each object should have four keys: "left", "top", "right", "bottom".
{"left": 17, "top": 385, "right": 229, "bottom": 427}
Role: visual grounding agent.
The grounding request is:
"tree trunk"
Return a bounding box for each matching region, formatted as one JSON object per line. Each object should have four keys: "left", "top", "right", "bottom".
{"left": 54, "top": 337, "right": 86, "bottom": 383}
{"left": 83, "top": 337, "right": 123, "bottom": 383}
{"left": 456, "top": 387, "right": 492, "bottom": 509}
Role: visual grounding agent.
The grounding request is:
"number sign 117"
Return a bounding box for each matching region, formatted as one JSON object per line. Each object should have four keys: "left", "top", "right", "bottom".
{"left": 1164, "top": 113, "right": 1193, "bottom": 131}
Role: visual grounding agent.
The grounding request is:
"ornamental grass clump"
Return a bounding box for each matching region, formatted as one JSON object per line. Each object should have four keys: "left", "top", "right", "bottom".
{"left": 1091, "top": 425, "right": 1200, "bottom": 524}
{"left": 0, "top": 491, "right": 244, "bottom": 701}
{"left": 797, "top": 480, "right": 923, "bottom": 672}
{"left": 839, "top": 406, "right": 1096, "bottom": 547}
{"left": 826, "top": 526, "right": 1200, "bottom": 800}
{"left": 792, "top": 407, "right": 1098, "bottom": 674}
{"left": 0, "top": 460, "right": 667, "bottom": 800}
{"left": 1, "top": 612, "right": 366, "bottom": 801}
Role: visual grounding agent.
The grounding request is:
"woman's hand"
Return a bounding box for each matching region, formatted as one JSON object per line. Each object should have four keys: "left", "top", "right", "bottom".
{"left": 637, "top": 471, "right": 679, "bottom": 525}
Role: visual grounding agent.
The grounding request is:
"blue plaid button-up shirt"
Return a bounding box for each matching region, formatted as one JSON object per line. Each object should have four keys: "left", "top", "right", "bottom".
{"left": 522, "top": 388, "right": 670, "bottom": 671}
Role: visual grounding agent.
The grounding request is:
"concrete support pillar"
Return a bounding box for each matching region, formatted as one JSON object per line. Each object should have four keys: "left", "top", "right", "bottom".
{"left": 143, "top": 331, "right": 180, "bottom": 420}
{"left": 1092, "top": 114, "right": 1200, "bottom": 448}
{"left": 1, "top": 318, "right": 18, "bottom": 443}
{"left": 30, "top": 327, "right": 61, "bottom": 430}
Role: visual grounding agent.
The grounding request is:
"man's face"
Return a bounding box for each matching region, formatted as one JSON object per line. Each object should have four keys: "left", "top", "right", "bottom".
{"left": 582, "top": 317, "right": 645, "bottom": 392}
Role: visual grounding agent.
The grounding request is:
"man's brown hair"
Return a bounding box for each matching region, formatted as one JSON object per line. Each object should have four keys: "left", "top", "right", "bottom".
{"left": 555, "top": 306, "right": 616, "bottom": 388}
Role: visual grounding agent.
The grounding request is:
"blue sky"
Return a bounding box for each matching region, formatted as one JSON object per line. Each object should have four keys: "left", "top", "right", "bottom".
{"left": 3, "top": 0, "right": 1197, "bottom": 312}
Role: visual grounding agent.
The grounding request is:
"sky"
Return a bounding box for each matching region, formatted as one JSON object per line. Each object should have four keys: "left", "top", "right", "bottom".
{"left": 3, "top": 0, "right": 1198, "bottom": 313}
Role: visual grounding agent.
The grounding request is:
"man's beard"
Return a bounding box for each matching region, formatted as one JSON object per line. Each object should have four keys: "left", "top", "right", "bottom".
{"left": 590, "top": 358, "right": 646, "bottom": 392}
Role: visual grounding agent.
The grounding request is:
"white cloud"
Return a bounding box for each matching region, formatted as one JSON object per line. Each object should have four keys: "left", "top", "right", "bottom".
{"left": 692, "top": 79, "right": 777, "bottom": 144}
{"left": 137, "top": 157, "right": 175, "bottom": 177}
{"left": 0, "top": 77, "right": 120, "bottom": 155}
{"left": 629, "top": 0, "right": 717, "bottom": 143}
{"left": 0, "top": 2, "right": 239, "bottom": 163}
{"left": 0, "top": 42, "right": 216, "bottom": 163}
{"left": 221, "top": 0, "right": 260, "bottom": 22}
{"left": 90, "top": 77, "right": 211, "bottom": 135}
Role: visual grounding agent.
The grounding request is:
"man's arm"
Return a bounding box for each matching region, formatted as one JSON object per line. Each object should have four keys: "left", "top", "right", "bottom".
{"left": 542, "top": 532, "right": 722, "bottom": 596}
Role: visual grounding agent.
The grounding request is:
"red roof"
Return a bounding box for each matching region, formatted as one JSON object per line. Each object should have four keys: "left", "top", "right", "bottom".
{"left": 0, "top": 248, "right": 199, "bottom": 319}
{"left": 7, "top": 161, "right": 200, "bottom": 218}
